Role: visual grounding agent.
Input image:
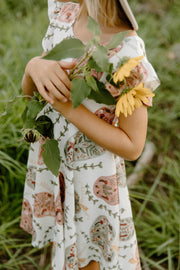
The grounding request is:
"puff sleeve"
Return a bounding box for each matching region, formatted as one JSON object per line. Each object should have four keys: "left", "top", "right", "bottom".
{"left": 42, "top": 0, "right": 64, "bottom": 52}
{"left": 42, "top": 1, "right": 79, "bottom": 53}
{"left": 135, "top": 36, "right": 160, "bottom": 92}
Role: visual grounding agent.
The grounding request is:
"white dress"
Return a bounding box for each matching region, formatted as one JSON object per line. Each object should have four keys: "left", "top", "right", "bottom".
{"left": 20, "top": 1, "right": 160, "bottom": 270}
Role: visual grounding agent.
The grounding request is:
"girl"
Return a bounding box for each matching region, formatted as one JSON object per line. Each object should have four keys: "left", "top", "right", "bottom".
{"left": 20, "top": 1, "right": 160, "bottom": 269}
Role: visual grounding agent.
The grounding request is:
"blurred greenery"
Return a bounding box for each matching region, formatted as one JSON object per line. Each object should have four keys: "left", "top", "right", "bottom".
{"left": 0, "top": 0, "right": 180, "bottom": 269}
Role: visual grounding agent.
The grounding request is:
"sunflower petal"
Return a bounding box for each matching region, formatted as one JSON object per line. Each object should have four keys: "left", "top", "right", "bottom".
{"left": 134, "top": 98, "right": 143, "bottom": 109}
{"left": 134, "top": 83, "right": 155, "bottom": 97}
{"left": 115, "top": 98, "right": 123, "bottom": 117}
{"left": 113, "top": 55, "right": 144, "bottom": 84}
{"left": 126, "top": 91, "right": 135, "bottom": 109}
{"left": 135, "top": 94, "right": 149, "bottom": 103}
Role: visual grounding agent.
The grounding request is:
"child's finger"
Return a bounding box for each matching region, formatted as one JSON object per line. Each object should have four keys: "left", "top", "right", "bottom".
{"left": 46, "top": 80, "right": 68, "bottom": 102}
{"left": 36, "top": 83, "right": 54, "bottom": 104}
{"left": 55, "top": 65, "right": 72, "bottom": 90}
{"left": 59, "top": 60, "right": 76, "bottom": 70}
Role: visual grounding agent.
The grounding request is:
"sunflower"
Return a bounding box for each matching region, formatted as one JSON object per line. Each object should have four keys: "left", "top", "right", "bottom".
{"left": 115, "top": 83, "right": 155, "bottom": 117}
{"left": 113, "top": 55, "right": 144, "bottom": 84}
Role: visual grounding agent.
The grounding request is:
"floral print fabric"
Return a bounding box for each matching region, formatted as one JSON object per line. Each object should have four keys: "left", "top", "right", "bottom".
{"left": 21, "top": 1, "right": 160, "bottom": 270}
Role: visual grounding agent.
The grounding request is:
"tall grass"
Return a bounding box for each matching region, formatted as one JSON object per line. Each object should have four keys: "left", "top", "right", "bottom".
{"left": 0, "top": 0, "right": 49, "bottom": 268}
{"left": 0, "top": 0, "right": 180, "bottom": 269}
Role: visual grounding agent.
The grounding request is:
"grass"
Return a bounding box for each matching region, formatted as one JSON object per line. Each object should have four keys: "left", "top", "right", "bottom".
{"left": 0, "top": 0, "right": 180, "bottom": 269}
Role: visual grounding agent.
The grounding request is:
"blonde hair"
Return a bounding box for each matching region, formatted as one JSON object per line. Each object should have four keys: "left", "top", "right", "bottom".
{"left": 80, "top": 0, "right": 133, "bottom": 29}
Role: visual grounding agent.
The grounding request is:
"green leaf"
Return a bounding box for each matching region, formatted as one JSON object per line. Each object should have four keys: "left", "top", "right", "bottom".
{"left": 109, "top": 63, "right": 114, "bottom": 74}
{"left": 33, "top": 91, "right": 41, "bottom": 100}
{"left": 21, "top": 105, "right": 28, "bottom": 123}
{"left": 91, "top": 36, "right": 100, "bottom": 46}
{"left": 42, "top": 139, "right": 61, "bottom": 177}
{"left": 35, "top": 115, "right": 54, "bottom": 139}
{"left": 26, "top": 100, "right": 44, "bottom": 120}
{"left": 71, "top": 78, "right": 91, "bottom": 108}
{"left": 85, "top": 75, "right": 99, "bottom": 92}
{"left": 107, "top": 31, "right": 127, "bottom": 49}
{"left": 87, "top": 16, "right": 101, "bottom": 36}
{"left": 33, "top": 92, "right": 47, "bottom": 105}
{"left": 92, "top": 45, "right": 110, "bottom": 72}
{"left": 88, "top": 80, "right": 116, "bottom": 105}
{"left": 116, "top": 56, "right": 129, "bottom": 69}
{"left": 44, "top": 38, "right": 86, "bottom": 60}
{"left": 23, "top": 119, "right": 36, "bottom": 129}
{"left": 87, "top": 57, "right": 102, "bottom": 72}
{"left": 106, "top": 73, "right": 118, "bottom": 87}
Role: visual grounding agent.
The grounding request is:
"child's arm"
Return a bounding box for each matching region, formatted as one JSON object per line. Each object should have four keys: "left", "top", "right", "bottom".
{"left": 51, "top": 100, "right": 148, "bottom": 161}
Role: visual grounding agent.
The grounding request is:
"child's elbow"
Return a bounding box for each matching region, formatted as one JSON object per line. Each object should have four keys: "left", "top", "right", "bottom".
{"left": 128, "top": 150, "right": 142, "bottom": 161}
{"left": 123, "top": 144, "right": 144, "bottom": 161}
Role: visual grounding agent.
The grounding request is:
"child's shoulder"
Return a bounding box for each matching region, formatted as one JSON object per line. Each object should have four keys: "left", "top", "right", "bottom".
{"left": 125, "top": 30, "right": 137, "bottom": 37}
{"left": 111, "top": 30, "right": 146, "bottom": 60}
{"left": 124, "top": 30, "right": 145, "bottom": 47}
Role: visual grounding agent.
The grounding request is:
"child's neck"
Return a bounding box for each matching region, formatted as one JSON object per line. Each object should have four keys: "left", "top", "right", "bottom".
{"left": 73, "top": 14, "right": 132, "bottom": 44}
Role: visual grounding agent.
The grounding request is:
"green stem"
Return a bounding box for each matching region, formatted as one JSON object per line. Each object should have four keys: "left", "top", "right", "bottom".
{"left": 69, "top": 49, "right": 93, "bottom": 79}
{"left": 69, "top": 69, "right": 84, "bottom": 80}
{"left": 119, "top": 79, "right": 132, "bottom": 97}
{"left": 124, "top": 78, "right": 127, "bottom": 89}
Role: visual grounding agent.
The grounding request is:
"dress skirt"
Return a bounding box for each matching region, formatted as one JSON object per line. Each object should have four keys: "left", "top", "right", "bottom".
{"left": 20, "top": 102, "right": 141, "bottom": 270}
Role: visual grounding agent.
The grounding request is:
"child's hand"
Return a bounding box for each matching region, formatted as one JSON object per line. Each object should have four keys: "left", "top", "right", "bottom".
{"left": 25, "top": 57, "right": 76, "bottom": 104}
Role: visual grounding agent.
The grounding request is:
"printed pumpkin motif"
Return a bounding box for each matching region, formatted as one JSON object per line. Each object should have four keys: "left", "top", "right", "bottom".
{"left": 95, "top": 107, "right": 115, "bottom": 124}
{"left": 34, "top": 192, "right": 55, "bottom": 218}
{"left": 93, "top": 175, "right": 119, "bottom": 205}
{"left": 90, "top": 215, "right": 115, "bottom": 262}
{"left": 65, "top": 243, "right": 78, "bottom": 269}
{"left": 25, "top": 166, "right": 36, "bottom": 189}
{"left": 57, "top": 3, "right": 79, "bottom": 23}
{"left": 120, "top": 217, "right": 134, "bottom": 241}
{"left": 64, "top": 131, "right": 106, "bottom": 163}
{"left": 20, "top": 198, "right": 34, "bottom": 235}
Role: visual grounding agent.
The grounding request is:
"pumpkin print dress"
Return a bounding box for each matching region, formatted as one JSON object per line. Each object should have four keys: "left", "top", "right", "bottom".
{"left": 20, "top": 1, "right": 160, "bottom": 270}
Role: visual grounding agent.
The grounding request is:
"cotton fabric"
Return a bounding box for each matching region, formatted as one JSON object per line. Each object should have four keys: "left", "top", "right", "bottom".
{"left": 20, "top": 1, "right": 160, "bottom": 270}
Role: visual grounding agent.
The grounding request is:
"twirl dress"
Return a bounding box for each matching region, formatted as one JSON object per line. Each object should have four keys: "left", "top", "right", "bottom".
{"left": 20, "top": 1, "right": 160, "bottom": 270}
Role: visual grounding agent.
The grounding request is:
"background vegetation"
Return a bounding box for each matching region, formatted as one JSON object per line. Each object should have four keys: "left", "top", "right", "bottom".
{"left": 0, "top": 0, "right": 179, "bottom": 269}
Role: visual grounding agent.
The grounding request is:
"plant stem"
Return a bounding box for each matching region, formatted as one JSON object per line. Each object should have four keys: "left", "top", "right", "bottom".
{"left": 69, "top": 49, "right": 93, "bottom": 79}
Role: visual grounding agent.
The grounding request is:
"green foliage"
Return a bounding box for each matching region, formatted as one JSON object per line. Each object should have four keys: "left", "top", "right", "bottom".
{"left": 44, "top": 38, "right": 86, "bottom": 60}
{"left": 107, "top": 31, "right": 128, "bottom": 50}
{"left": 0, "top": 0, "right": 180, "bottom": 269}
{"left": 92, "top": 45, "right": 110, "bottom": 72}
{"left": 42, "top": 139, "right": 61, "bottom": 177}
{"left": 35, "top": 116, "right": 54, "bottom": 139}
{"left": 71, "top": 78, "right": 91, "bottom": 108}
{"left": 44, "top": 16, "right": 118, "bottom": 107}
{"left": 0, "top": 0, "right": 46, "bottom": 19}
{"left": 87, "top": 16, "right": 101, "bottom": 36}
{"left": 88, "top": 79, "right": 116, "bottom": 105}
{"left": 85, "top": 75, "right": 99, "bottom": 92}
